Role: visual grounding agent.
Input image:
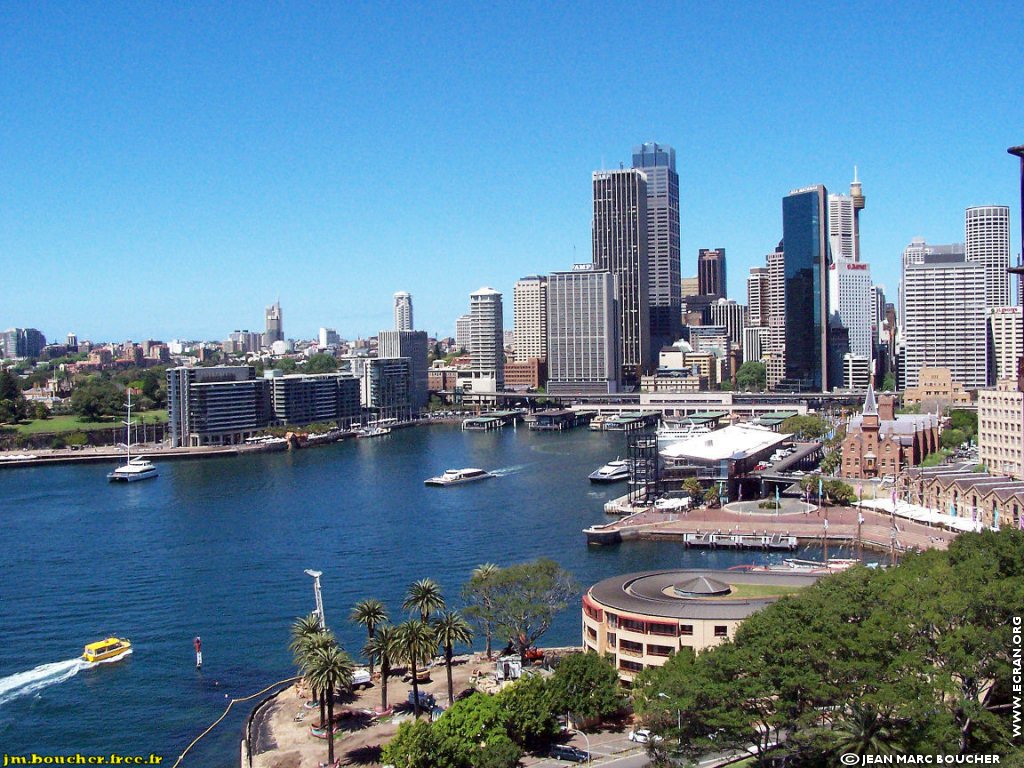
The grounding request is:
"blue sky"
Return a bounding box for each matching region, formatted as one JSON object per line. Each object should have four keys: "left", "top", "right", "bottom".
{"left": 2, "top": 2, "right": 1020, "bottom": 342}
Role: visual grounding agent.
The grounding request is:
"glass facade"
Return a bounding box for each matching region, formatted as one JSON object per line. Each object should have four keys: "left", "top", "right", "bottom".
{"left": 782, "top": 187, "right": 830, "bottom": 391}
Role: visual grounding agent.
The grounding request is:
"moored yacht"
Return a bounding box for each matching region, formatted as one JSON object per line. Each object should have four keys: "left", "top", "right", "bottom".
{"left": 108, "top": 393, "right": 157, "bottom": 483}
{"left": 588, "top": 458, "right": 630, "bottom": 483}
{"left": 424, "top": 468, "right": 494, "bottom": 486}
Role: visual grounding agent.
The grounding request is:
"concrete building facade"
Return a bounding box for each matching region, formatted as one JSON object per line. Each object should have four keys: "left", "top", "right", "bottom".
{"left": 987, "top": 306, "right": 1023, "bottom": 384}
{"left": 378, "top": 329, "right": 429, "bottom": 412}
{"left": 513, "top": 275, "right": 548, "bottom": 364}
{"left": 393, "top": 291, "right": 413, "bottom": 332}
{"left": 965, "top": 205, "right": 1011, "bottom": 309}
{"left": 978, "top": 379, "right": 1024, "bottom": 480}
{"left": 469, "top": 287, "right": 504, "bottom": 393}
{"left": 546, "top": 265, "right": 619, "bottom": 395}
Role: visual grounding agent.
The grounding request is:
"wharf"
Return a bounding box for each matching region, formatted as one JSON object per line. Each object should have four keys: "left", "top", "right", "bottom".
{"left": 462, "top": 410, "right": 523, "bottom": 431}
{"left": 0, "top": 440, "right": 289, "bottom": 470}
{"left": 527, "top": 409, "right": 595, "bottom": 431}
{"left": 584, "top": 501, "right": 957, "bottom": 554}
{"left": 600, "top": 411, "right": 659, "bottom": 432}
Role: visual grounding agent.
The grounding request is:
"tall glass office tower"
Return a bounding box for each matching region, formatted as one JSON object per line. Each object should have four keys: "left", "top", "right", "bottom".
{"left": 631, "top": 143, "right": 680, "bottom": 353}
{"left": 782, "top": 185, "right": 831, "bottom": 391}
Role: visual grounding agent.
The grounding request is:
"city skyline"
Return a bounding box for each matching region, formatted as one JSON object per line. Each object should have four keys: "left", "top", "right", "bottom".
{"left": 1, "top": 4, "right": 1020, "bottom": 341}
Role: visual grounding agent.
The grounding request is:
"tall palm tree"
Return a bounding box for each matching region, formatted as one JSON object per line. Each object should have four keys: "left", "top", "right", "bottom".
{"left": 465, "top": 562, "right": 500, "bottom": 659}
{"left": 433, "top": 610, "right": 474, "bottom": 706}
{"left": 403, "top": 578, "right": 445, "bottom": 621}
{"left": 350, "top": 598, "right": 388, "bottom": 675}
{"left": 397, "top": 619, "right": 436, "bottom": 717}
{"left": 831, "top": 703, "right": 899, "bottom": 757}
{"left": 305, "top": 644, "right": 355, "bottom": 765}
{"left": 362, "top": 623, "right": 401, "bottom": 712}
{"left": 289, "top": 613, "right": 331, "bottom": 728}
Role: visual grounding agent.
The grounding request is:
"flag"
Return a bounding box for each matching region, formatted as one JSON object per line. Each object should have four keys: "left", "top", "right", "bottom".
{"left": 858, "top": 512, "right": 865, "bottom": 526}
{"left": 818, "top": 477, "right": 823, "bottom": 500}
{"left": 824, "top": 518, "right": 829, "bottom": 531}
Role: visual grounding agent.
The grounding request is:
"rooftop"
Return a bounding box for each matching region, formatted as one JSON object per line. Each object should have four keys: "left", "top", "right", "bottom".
{"left": 660, "top": 423, "right": 790, "bottom": 462}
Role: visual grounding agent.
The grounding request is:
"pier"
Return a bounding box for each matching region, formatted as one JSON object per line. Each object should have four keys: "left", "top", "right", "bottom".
{"left": 584, "top": 500, "right": 958, "bottom": 555}
{"left": 527, "top": 409, "right": 595, "bottom": 431}
{"left": 599, "top": 411, "right": 659, "bottom": 432}
{"left": 461, "top": 410, "right": 523, "bottom": 431}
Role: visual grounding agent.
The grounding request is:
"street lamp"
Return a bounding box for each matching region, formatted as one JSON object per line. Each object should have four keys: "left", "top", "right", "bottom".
{"left": 657, "top": 692, "right": 682, "bottom": 743}
{"left": 566, "top": 711, "right": 592, "bottom": 764}
{"left": 304, "top": 569, "right": 325, "bottom": 630}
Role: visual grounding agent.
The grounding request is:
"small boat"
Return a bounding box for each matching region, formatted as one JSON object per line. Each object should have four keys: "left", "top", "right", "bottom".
{"left": 82, "top": 637, "right": 132, "bottom": 663}
{"left": 588, "top": 459, "right": 630, "bottom": 483}
{"left": 424, "top": 468, "right": 494, "bottom": 486}
{"left": 108, "top": 392, "right": 157, "bottom": 482}
{"left": 589, "top": 415, "right": 606, "bottom": 431}
{"left": 355, "top": 426, "right": 392, "bottom": 438}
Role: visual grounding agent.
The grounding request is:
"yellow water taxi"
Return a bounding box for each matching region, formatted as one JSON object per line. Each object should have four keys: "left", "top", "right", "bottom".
{"left": 81, "top": 637, "right": 132, "bottom": 663}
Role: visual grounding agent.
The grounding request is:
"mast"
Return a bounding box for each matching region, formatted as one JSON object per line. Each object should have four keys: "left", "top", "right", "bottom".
{"left": 124, "top": 390, "right": 133, "bottom": 465}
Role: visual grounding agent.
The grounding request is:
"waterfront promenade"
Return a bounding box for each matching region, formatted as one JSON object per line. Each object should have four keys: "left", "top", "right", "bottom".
{"left": 587, "top": 499, "right": 956, "bottom": 554}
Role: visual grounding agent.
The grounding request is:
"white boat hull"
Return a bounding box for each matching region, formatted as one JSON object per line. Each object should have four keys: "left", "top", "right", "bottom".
{"left": 107, "top": 468, "right": 158, "bottom": 482}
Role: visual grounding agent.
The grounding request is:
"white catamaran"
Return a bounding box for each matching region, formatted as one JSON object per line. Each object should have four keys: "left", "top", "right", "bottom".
{"left": 107, "top": 392, "right": 158, "bottom": 482}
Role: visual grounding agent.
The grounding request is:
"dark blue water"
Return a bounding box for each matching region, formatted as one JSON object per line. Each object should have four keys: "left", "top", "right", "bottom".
{"left": 0, "top": 425, "right": 842, "bottom": 763}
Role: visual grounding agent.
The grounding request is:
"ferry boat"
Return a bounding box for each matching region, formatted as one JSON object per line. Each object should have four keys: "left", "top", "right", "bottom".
{"left": 588, "top": 459, "right": 631, "bottom": 483}
{"left": 81, "top": 637, "right": 132, "bottom": 663}
{"left": 424, "top": 468, "right": 494, "bottom": 486}
{"left": 108, "top": 393, "right": 157, "bottom": 482}
{"left": 656, "top": 421, "right": 712, "bottom": 447}
{"left": 588, "top": 415, "right": 606, "bottom": 431}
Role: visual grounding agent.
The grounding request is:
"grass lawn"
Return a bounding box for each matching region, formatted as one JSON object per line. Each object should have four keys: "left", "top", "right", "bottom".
{"left": 920, "top": 448, "right": 952, "bottom": 468}
{"left": 13, "top": 409, "right": 168, "bottom": 435}
{"left": 726, "top": 583, "right": 807, "bottom": 599}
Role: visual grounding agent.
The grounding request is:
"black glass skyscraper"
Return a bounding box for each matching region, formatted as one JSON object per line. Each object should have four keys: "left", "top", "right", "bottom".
{"left": 782, "top": 186, "right": 831, "bottom": 391}
{"left": 631, "top": 143, "right": 680, "bottom": 352}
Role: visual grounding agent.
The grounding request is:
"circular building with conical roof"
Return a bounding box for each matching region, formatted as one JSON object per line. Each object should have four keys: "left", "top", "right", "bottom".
{"left": 582, "top": 569, "right": 822, "bottom": 681}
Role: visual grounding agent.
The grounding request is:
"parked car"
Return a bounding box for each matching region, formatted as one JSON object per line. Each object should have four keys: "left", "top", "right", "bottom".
{"left": 548, "top": 744, "right": 590, "bottom": 762}
{"left": 628, "top": 728, "right": 663, "bottom": 744}
{"left": 350, "top": 667, "right": 372, "bottom": 689}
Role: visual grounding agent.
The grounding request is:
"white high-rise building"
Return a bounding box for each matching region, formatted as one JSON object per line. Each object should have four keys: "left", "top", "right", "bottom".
{"left": 513, "top": 276, "right": 548, "bottom": 363}
{"left": 899, "top": 239, "right": 964, "bottom": 331}
{"left": 903, "top": 253, "right": 987, "bottom": 389}
{"left": 829, "top": 257, "right": 873, "bottom": 360}
{"left": 709, "top": 299, "right": 748, "bottom": 346}
{"left": 469, "top": 288, "right": 504, "bottom": 393}
{"left": 318, "top": 328, "right": 339, "bottom": 348}
{"left": 546, "top": 265, "right": 619, "bottom": 394}
{"left": 828, "top": 194, "right": 856, "bottom": 261}
{"left": 965, "top": 206, "right": 1011, "bottom": 309}
{"left": 455, "top": 314, "right": 472, "bottom": 353}
{"left": 743, "top": 326, "right": 769, "bottom": 365}
{"left": 987, "top": 306, "right": 1023, "bottom": 383}
{"left": 393, "top": 292, "right": 414, "bottom": 332}
{"left": 746, "top": 267, "right": 770, "bottom": 328}
{"left": 765, "top": 245, "right": 786, "bottom": 390}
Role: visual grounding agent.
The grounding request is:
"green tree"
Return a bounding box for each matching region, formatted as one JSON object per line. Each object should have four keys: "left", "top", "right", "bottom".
{"left": 488, "top": 558, "right": 578, "bottom": 659}
{"left": 781, "top": 414, "right": 830, "bottom": 439}
{"left": 70, "top": 377, "right": 122, "bottom": 420}
{"left": 819, "top": 449, "right": 841, "bottom": 476}
{"left": 941, "top": 428, "right": 967, "bottom": 450}
{"left": 363, "top": 623, "right": 401, "bottom": 712}
{"left": 703, "top": 484, "right": 720, "bottom": 508}
{"left": 475, "top": 732, "right": 521, "bottom": 768}
{"left": 495, "top": 673, "right": 559, "bottom": 750}
{"left": 682, "top": 477, "right": 703, "bottom": 505}
{"left": 404, "top": 578, "right": 446, "bottom": 622}
{"left": 305, "top": 353, "right": 339, "bottom": 374}
{"left": 289, "top": 613, "right": 332, "bottom": 731}
{"left": 881, "top": 372, "right": 896, "bottom": 391}
{"left": 949, "top": 409, "right": 978, "bottom": 440}
{"left": 462, "top": 563, "right": 501, "bottom": 660}
{"left": 350, "top": 598, "right": 388, "bottom": 675}
{"left": 304, "top": 644, "right": 355, "bottom": 765}
{"left": 549, "top": 651, "right": 623, "bottom": 724}
{"left": 433, "top": 610, "right": 474, "bottom": 706}
{"left": 397, "top": 619, "right": 436, "bottom": 717}
{"left": 432, "top": 693, "right": 509, "bottom": 768}
{"left": 381, "top": 719, "right": 437, "bottom": 768}
{"left": 33, "top": 402, "right": 50, "bottom": 420}
{"left": 0, "top": 369, "right": 29, "bottom": 423}
{"left": 736, "top": 361, "right": 767, "bottom": 391}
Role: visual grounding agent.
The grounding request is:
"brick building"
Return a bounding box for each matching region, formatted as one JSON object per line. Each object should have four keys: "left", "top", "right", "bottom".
{"left": 840, "top": 386, "right": 940, "bottom": 479}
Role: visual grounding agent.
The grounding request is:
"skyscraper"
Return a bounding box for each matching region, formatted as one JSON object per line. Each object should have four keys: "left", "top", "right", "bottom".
{"left": 513, "top": 276, "right": 548, "bottom": 363}
{"left": 455, "top": 314, "right": 472, "bottom": 353}
{"left": 765, "top": 244, "right": 786, "bottom": 390}
{"left": 782, "top": 186, "right": 831, "bottom": 391}
{"left": 592, "top": 168, "right": 650, "bottom": 386}
{"left": 965, "top": 205, "right": 1011, "bottom": 309}
{"left": 986, "top": 307, "right": 1022, "bottom": 383}
{"left": 546, "top": 265, "right": 619, "bottom": 394}
{"left": 393, "top": 291, "right": 414, "bottom": 332}
{"left": 264, "top": 301, "right": 283, "bottom": 347}
{"left": 828, "top": 171, "right": 866, "bottom": 262}
{"left": 469, "top": 288, "right": 504, "bottom": 393}
{"left": 709, "top": 299, "right": 747, "bottom": 346}
{"left": 631, "top": 142, "right": 681, "bottom": 350}
{"left": 903, "top": 253, "right": 987, "bottom": 389}
{"left": 746, "top": 267, "right": 770, "bottom": 328}
{"left": 697, "top": 249, "right": 727, "bottom": 299}
{"left": 900, "top": 239, "right": 965, "bottom": 331}
{"left": 829, "top": 259, "right": 872, "bottom": 360}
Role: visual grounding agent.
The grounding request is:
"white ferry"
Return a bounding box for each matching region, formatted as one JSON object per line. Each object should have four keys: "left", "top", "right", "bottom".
{"left": 424, "top": 468, "right": 494, "bottom": 487}
{"left": 588, "top": 459, "right": 630, "bottom": 483}
{"left": 656, "top": 420, "right": 712, "bottom": 447}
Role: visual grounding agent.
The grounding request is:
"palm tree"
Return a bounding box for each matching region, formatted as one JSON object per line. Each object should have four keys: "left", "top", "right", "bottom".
{"left": 403, "top": 578, "right": 445, "bottom": 621}
{"left": 305, "top": 644, "right": 355, "bottom": 765}
{"left": 831, "top": 703, "right": 899, "bottom": 757}
{"left": 432, "top": 610, "right": 473, "bottom": 705}
{"left": 466, "top": 562, "right": 500, "bottom": 659}
{"left": 350, "top": 598, "right": 388, "bottom": 675}
{"left": 397, "top": 619, "right": 436, "bottom": 717}
{"left": 289, "top": 613, "right": 331, "bottom": 728}
{"left": 363, "top": 623, "right": 401, "bottom": 712}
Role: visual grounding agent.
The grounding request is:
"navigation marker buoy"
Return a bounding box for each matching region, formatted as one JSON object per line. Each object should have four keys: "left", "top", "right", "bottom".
{"left": 194, "top": 636, "right": 203, "bottom": 669}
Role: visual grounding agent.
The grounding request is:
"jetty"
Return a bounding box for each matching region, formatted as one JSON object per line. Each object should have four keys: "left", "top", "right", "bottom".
{"left": 527, "top": 409, "right": 595, "bottom": 431}
{"left": 462, "top": 410, "right": 523, "bottom": 431}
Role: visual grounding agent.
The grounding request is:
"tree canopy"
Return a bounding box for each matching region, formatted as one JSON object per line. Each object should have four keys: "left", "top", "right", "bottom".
{"left": 781, "top": 414, "right": 830, "bottom": 439}
{"left": 736, "top": 361, "right": 767, "bottom": 391}
{"left": 633, "top": 530, "right": 1024, "bottom": 765}
{"left": 548, "top": 651, "right": 624, "bottom": 723}
{"left": 486, "top": 558, "right": 578, "bottom": 658}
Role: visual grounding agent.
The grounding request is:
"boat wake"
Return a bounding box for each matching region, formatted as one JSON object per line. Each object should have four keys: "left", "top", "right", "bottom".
{"left": 490, "top": 465, "right": 528, "bottom": 476}
{"left": 0, "top": 650, "right": 132, "bottom": 707}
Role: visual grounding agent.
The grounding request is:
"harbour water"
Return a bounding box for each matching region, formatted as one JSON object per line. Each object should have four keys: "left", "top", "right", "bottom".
{"left": 0, "top": 425, "right": 846, "bottom": 763}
